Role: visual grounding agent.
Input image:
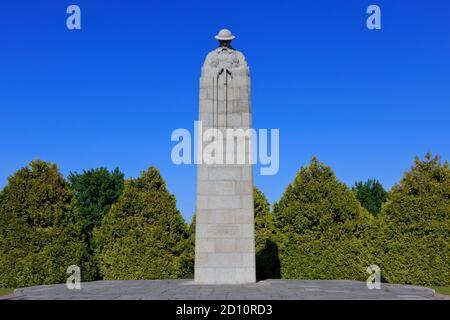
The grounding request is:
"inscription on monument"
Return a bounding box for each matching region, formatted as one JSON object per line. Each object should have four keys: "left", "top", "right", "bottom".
{"left": 208, "top": 225, "right": 240, "bottom": 237}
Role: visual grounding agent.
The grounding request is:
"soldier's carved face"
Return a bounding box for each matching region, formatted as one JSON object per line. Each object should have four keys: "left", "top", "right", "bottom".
{"left": 219, "top": 40, "right": 231, "bottom": 48}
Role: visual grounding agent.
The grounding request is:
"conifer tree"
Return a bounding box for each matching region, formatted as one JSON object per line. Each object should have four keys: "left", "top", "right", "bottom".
{"left": 0, "top": 160, "right": 95, "bottom": 287}
{"left": 93, "top": 167, "right": 192, "bottom": 279}
{"left": 353, "top": 179, "right": 387, "bottom": 215}
{"left": 379, "top": 153, "right": 450, "bottom": 285}
{"left": 254, "top": 187, "right": 280, "bottom": 279}
{"left": 273, "top": 157, "right": 371, "bottom": 280}
{"left": 68, "top": 167, "right": 124, "bottom": 240}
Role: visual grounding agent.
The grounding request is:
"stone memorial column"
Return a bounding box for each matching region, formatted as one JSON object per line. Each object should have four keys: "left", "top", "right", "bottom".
{"left": 195, "top": 29, "right": 256, "bottom": 284}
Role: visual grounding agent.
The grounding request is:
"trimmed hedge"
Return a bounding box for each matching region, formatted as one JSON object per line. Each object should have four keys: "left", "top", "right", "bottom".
{"left": 0, "top": 155, "right": 448, "bottom": 287}
{"left": 376, "top": 154, "right": 450, "bottom": 286}
{"left": 92, "top": 167, "right": 192, "bottom": 279}
{"left": 0, "top": 160, "right": 95, "bottom": 287}
{"left": 254, "top": 187, "right": 280, "bottom": 279}
{"left": 272, "top": 155, "right": 450, "bottom": 286}
{"left": 273, "top": 157, "right": 373, "bottom": 281}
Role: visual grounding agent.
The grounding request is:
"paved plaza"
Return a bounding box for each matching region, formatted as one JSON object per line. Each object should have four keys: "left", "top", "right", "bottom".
{"left": 1, "top": 279, "right": 444, "bottom": 300}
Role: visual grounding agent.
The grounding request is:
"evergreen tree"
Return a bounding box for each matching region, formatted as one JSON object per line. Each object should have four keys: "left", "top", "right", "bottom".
{"left": 0, "top": 160, "right": 95, "bottom": 287}
{"left": 273, "top": 157, "right": 372, "bottom": 280}
{"left": 92, "top": 166, "right": 192, "bottom": 279}
{"left": 184, "top": 214, "right": 196, "bottom": 278}
{"left": 379, "top": 153, "right": 450, "bottom": 285}
{"left": 68, "top": 167, "right": 124, "bottom": 240}
{"left": 353, "top": 179, "right": 387, "bottom": 214}
{"left": 254, "top": 187, "right": 280, "bottom": 279}
{"left": 274, "top": 157, "right": 368, "bottom": 233}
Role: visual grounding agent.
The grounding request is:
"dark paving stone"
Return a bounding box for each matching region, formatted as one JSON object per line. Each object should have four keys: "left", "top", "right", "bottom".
{"left": 0, "top": 279, "right": 445, "bottom": 300}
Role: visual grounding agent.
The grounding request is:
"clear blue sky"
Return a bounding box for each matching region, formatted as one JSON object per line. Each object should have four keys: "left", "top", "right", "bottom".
{"left": 1, "top": 0, "right": 449, "bottom": 223}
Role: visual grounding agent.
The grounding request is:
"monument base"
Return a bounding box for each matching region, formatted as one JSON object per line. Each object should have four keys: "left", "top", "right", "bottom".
{"left": 195, "top": 266, "right": 256, "bottom": 284}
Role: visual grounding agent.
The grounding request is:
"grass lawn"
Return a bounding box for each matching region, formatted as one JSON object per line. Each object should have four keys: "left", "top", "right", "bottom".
{"left": 0, "top": 288, "right": 14, "bottom": 297}
{"left": 431, "top": 286, "right": 450, "bottom": 296}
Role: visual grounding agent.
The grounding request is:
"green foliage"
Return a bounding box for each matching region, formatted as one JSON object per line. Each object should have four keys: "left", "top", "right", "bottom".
{"left": 68, "top": 167, "right": 124, "bottom": 239}
{"left": 0, "top": 160, "right": 95, "bottom": 287}
{"left": 353, "top": 179, "right": 387, "bottom": 214}
{"left": 254, "top": 187, "right": 280, "bottom": 279}
{"left": 274, "top": 157, "right": 368, "bottom": 234}
{"left": 0, "top": 288, "right": 14, "bottom": 297}
{"left": 254, "top": 187, "right": 271, "bottom": 248}
{"left": 431, "top": 286, "right": 450, "bottom": 296}
{"left": 1, "top": 154, "right": 448, "bottom": 287}
{"left": 92, "top": 167, "right": 192, "bottom": 279}
{"left": 271, "top": 154, "right": 449, "bottom": 286}
{"left": 377, "top": 153, "right": 450, "bottom": 286}
{"left": 273, "top": 157, "right": 372, "bottom": 281}
{"left": 183, "top": 214, "right": 196, "bottom": 279}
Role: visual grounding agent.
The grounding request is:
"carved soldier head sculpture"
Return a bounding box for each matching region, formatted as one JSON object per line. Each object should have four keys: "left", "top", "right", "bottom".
{"left": 214, "top": 28, "right": 235, "bottom": 48}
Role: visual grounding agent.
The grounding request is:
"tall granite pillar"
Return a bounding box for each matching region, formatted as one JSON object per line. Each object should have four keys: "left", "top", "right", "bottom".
{"left": 195, "top": 29, "right": 256, "bottom": 284}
